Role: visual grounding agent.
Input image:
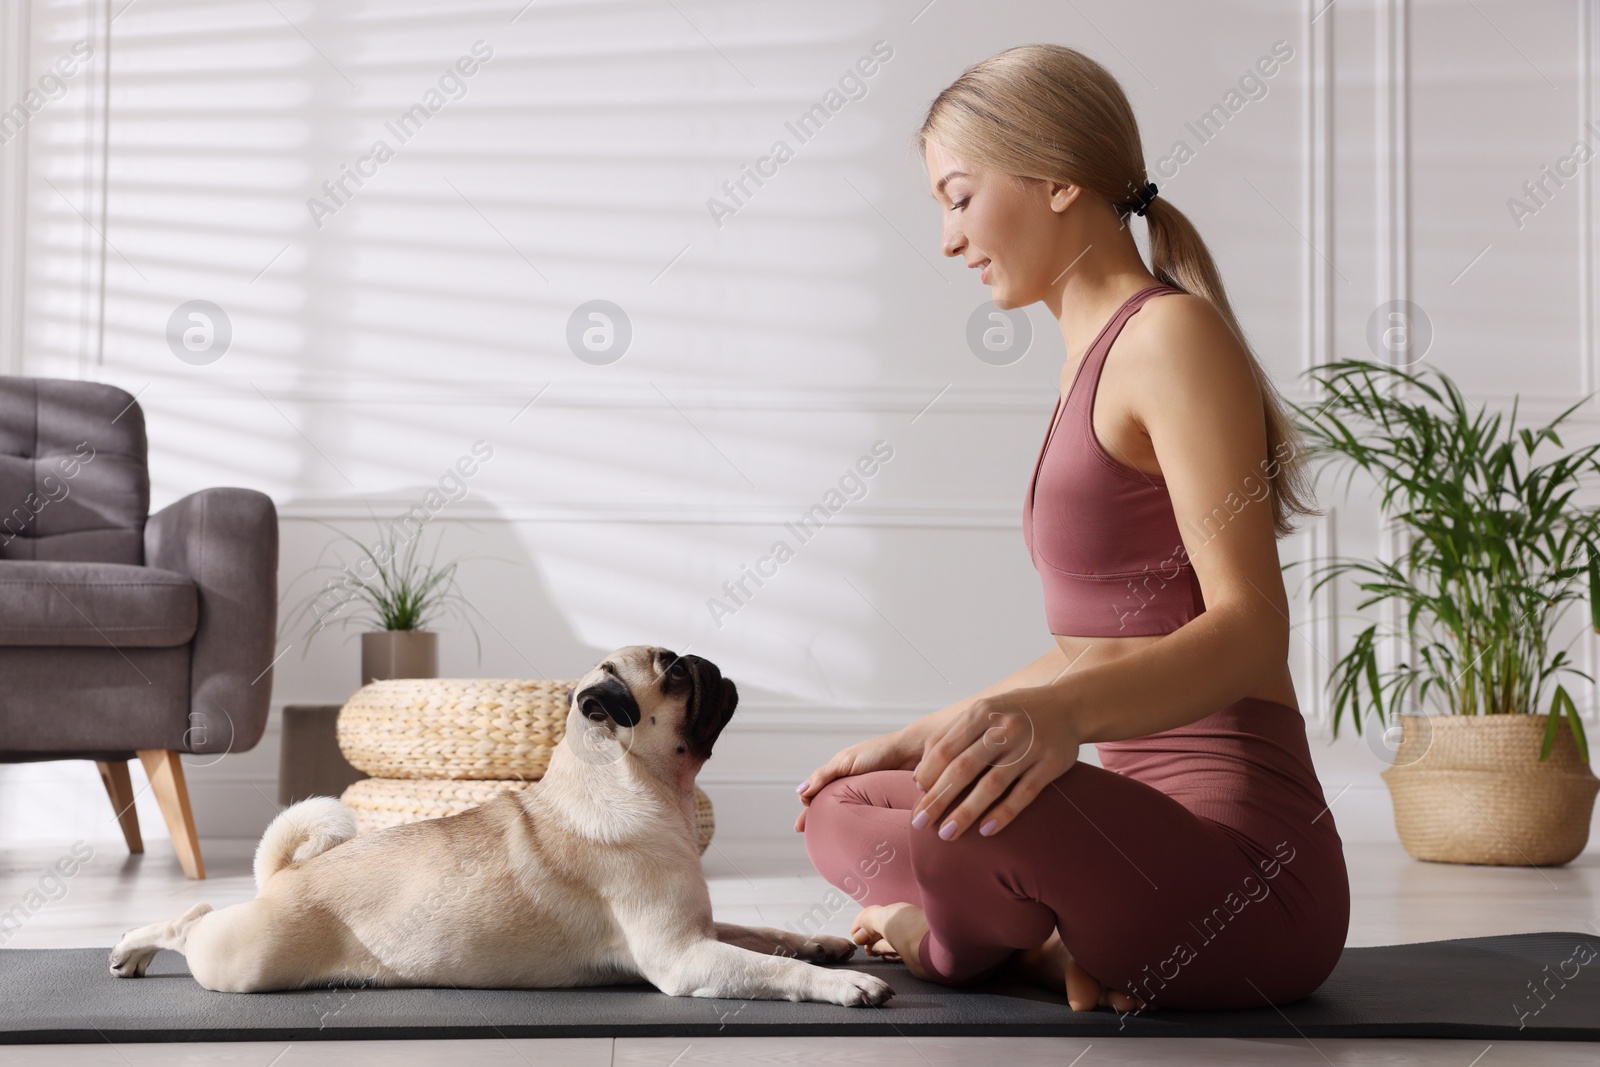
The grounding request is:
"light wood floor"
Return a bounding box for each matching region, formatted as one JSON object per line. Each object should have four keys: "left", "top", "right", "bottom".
{"left": 1, "top": 835, "right": 1597, "bottom": 1064}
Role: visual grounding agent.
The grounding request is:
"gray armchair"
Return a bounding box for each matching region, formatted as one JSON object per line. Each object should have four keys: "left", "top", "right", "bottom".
{"left": 0, "top": 376, "right": 278, "bottom": 878}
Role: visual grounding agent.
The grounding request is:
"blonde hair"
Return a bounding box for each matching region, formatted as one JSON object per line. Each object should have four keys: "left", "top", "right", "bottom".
{"left": 916, "top": 44, "right": 1320, "bottom": 538}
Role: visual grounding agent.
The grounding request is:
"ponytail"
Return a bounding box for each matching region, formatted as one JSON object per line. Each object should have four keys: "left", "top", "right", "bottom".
{"left": 1140, "top": 196, "right": 1321, "bottom": 537}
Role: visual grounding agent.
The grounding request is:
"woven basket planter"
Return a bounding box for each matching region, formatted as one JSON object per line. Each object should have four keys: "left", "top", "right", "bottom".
{"left": 1381, "top": 713, "right": 1600, "bottom": 866}
{"left": 338, "top": 678, "right": 570, "bottom": 780}
{"left": 334, "top": 677, "right": 716, "bottom": 854}
{"left": 340, "top": 776, "right": 717, "bottom": 855}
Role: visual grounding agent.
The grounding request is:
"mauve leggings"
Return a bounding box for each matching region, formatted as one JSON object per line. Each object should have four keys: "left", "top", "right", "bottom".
{"left": 802, "top": 696, "right": 1350, "bottom": 1010}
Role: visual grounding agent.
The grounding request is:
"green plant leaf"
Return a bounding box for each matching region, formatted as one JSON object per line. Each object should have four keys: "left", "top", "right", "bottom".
{"left": 1541, "top": 685, "right": 1566, "bottom": 761}
{"left": 1364, "top": 638, "right": 1384, "bottom": 727}
{"left": 1295, "top": 357, "right": 1600, "bottom": 735}
{"left": 1568, "top": 704, "right": 1591, "bottom": 765}
{"left": 1588, "top": 540, "right": 1600, "bottom": 632}
{"left": 1549, "top": 684, "right": 1591, "bottom": 764}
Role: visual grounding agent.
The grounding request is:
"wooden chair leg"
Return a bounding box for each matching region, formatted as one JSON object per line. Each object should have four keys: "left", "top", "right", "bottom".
{"left": 135, "top": 749, "right": 205, "bottom": 880}
{"left": 95, "top": 759, "right": 143, "bottom": 854}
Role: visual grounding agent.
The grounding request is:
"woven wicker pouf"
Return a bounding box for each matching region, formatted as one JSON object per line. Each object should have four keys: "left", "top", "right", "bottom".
{"left": 335, "top": 678, "right": 716, "bottom": 854}
{"left": 339, "top": 678, "right": 571, "bottom": 780}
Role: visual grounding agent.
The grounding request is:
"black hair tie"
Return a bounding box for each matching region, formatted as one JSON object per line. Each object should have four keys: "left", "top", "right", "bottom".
{"left": 1124, "top": 181, "right": 1159, "bottom": 217}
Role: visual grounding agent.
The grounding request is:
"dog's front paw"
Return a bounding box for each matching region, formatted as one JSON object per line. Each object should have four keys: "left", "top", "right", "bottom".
{"left": 794, "top": 934, "right": 857, "bottom": 964}
{"left": 818, "top": 968, "right": 894, "bottom": 1007}
{"left": 108, "top": 939, "right": 156, "bottom": 979}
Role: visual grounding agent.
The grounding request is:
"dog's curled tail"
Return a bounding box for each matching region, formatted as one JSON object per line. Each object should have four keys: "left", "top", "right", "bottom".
{"left": 253, "top": 796, "right": 358, "bottom": 892}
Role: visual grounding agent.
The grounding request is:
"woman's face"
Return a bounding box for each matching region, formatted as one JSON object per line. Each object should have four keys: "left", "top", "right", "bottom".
{"left": 925, "top": 141, "right": 1078, "bottom": 309}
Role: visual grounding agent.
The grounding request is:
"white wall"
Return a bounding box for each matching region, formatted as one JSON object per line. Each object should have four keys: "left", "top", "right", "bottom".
{"left": 2, "top": 0, "right": 1599, "bottom": 852}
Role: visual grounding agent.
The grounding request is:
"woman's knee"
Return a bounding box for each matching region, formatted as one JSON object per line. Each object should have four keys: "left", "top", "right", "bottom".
{"left": 803, "top": 775, "right": 916, "bottom": 903}
{"left": 814, "top": 769, "right": 914, "bottom": 808}
{"left": 800, "top": 777, "right": 864, "bottom": 848}
{"left": 803, "top": 776, "right": 883, "bottom": 874}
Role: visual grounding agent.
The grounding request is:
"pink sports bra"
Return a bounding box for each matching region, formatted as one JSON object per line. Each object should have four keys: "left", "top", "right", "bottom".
{"left": 1022, "top": 283, "right": 1206, "bottom": 636}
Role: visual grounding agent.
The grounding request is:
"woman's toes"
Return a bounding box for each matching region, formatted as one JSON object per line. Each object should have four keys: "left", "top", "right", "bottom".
{"left": 1064, "top": 957, "right": 1103, "bottom": 1012}
{"left": 1066, "top": 955, "right": 1148, "bottom": 1013}
{"left": 1107, "top": 988, "right": 1148, "bottom": 1012}
{"left": 849, "top": 907, "right": 881, "bottom": 944}
{"left": 850, "top": 905, "right": 903, "bottom": 959}
{"left": 862, "top": 936, "right": 898, "bottom": 958}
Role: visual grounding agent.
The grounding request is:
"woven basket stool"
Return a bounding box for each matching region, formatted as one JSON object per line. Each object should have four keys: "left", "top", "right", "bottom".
{"left": 335, "top": 678, "right": 716, "bottom": 854}
{"left": 338, "top": 678, "right": 571, "bottom": 780}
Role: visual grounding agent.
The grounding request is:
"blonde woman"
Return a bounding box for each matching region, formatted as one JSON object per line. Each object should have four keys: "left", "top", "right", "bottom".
{"left": 795, "top": 44, "right": 1349, "bottom": 1015}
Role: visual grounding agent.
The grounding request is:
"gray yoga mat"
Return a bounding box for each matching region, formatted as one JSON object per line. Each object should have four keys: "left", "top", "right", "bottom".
{"left": 2, "top": 931, "right": 1597, "bottom": 1043}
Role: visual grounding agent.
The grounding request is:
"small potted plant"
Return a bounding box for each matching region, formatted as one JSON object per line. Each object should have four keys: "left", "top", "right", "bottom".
{"left": 284, "top": 519, "right": 481, "bottom": 685}
{"left": 1287, "top": 358, "right": 1600, "bottom": 866}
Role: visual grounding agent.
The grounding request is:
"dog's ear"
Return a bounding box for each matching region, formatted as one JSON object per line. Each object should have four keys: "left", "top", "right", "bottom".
{"left": 682, "top": 657, "right": 737, "bottom": 760}
{"left": 576, "top": 674, "right": 641, "bottom": 729}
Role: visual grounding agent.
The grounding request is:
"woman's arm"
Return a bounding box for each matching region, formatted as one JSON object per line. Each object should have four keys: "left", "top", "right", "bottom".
{"left": 1027, "top": 598, "right": 1286, "bottom": 745}
{"left": 900, "top": 644, "right": 1076, "bottom": 749}
{"left": 792, "top": 650, "right": 1079, "bottom": 832}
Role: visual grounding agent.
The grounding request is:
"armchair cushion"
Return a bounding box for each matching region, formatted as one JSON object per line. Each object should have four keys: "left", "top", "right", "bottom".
{"left": 0, "top": 377, "right": 149, "bottom": 563}
{"left": 0, "top": 560, "right": 197, "bottom": 647}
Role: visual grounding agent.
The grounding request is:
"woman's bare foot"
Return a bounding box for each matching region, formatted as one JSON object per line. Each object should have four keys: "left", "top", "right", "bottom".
{"left": 850, "top": 903, "right": 933, "bottom": 981}
{"left": 999, "top": 927, "right": 1148, "bottom": 1013}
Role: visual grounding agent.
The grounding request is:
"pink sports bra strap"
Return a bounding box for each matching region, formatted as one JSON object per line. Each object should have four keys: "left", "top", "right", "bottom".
{"left": 1027, "top": 283, "right": 1181, "bottom": 512}
{"left": 1069, "top": 283, "right": 1185, "bottom": 408}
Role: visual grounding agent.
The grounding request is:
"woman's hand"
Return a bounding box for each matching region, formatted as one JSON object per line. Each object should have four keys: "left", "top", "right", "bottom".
{"left": 794, "top": 727, "right": 922, "bottom": 832}
{"left": 909, "top": 685, "right": 1081, "bottom": 841}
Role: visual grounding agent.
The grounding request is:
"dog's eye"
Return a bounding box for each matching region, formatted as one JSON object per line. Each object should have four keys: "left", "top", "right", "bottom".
{"left": 666, "top": 660, "right": 687, "bottom": 680}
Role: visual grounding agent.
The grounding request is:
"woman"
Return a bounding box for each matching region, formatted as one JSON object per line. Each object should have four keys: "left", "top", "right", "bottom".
{"left": 794, "top": 44, "right": 1349, "bottom": 1015}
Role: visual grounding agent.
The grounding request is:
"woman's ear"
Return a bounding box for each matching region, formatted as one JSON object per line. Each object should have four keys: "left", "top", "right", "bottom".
{"left": 1048, "top": 180, "right": 1082, "bottom": 213}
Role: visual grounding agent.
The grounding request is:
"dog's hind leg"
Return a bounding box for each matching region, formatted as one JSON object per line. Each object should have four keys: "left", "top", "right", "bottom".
{"left": 109, "top": 901, "right": 213, "bottom": 978}
{"left": 714, "top": 921, "right": 858, "bottom": 964}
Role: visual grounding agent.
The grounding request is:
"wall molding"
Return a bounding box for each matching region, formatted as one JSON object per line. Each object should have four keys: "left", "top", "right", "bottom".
{"left": 1378, "top": 0, "right": 1411, "bottom": 324}
{"left": 87, "top": 0, "right": 112, "bottom": 376}
{"left": 1297, "top": 507, "right": 1337, "bottom": 727}
{"left": 1582, "top": 0, "right": 1598, "bottom": 407}
{"left": 6, "top": 0, "right": 113, "bottom": 379}
{"left": 1293, "top": 0, "right": 1336, "bottom": 734}
{"left": 271, "top": 499, "right": 1393, "bottom": 542}
{"left": 250, "top": 701, "right": 919, "bottom": 739}
{"left": 112, "top": 378, "right": 1600, "bottom": 427}
{"left": 1376, "top": 0, "right": 1411, "bottom": 687}
{"left": 276, "top": 498, "right": 1025, "bottom": 527}
{"left": 1304, "top": 0, "right": 1334, "bottom": 383}
{"left": 1579, "top": 0, "right": 1599, "bottom": 714}
{"left": 0, "top": 0, "right": 30, "bottom": 378}
{"left": 132, "top": 381, "right": 1064, "bottom": 412}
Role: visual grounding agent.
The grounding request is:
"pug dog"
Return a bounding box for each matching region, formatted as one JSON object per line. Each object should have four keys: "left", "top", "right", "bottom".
{"left": 109, "top": 646, "right": 893, "bottom": 1007}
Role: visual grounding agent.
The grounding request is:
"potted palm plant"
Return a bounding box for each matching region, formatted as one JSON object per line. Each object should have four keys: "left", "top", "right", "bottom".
{"left": 284, "top": 519, "right": 481, "bottom": 685}
{"left": 1287, "top": 358, "right": 1600, "bottom": 866}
